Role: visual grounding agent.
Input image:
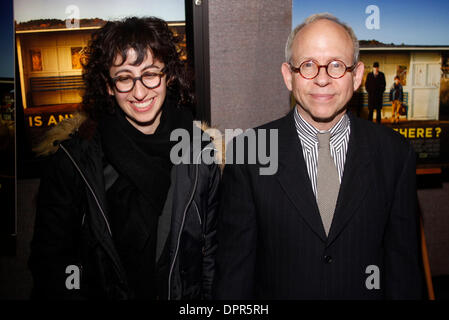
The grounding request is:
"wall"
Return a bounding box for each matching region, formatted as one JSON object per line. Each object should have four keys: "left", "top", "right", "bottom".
{"left": 209, "top": 0, "right": 292, "bottom": 132}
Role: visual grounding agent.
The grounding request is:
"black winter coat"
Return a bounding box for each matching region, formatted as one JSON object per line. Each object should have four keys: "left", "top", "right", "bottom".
{"left": 29, "top": 122, "right": 220, "bottom": 300}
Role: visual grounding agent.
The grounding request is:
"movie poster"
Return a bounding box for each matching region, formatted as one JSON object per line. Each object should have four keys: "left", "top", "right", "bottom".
{"left": 0, "top": 0, "right": 15, "bottom": 255}
{"left": 293, "top": 0, "right": 449, "bottom": 165}
{"left": 14, "top": 0, "right": 186, "bottom": 156}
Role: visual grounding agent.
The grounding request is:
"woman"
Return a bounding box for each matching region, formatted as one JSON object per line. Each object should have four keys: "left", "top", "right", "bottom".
{"left": 29, "top": 17, "right": 220, "bottom": 300}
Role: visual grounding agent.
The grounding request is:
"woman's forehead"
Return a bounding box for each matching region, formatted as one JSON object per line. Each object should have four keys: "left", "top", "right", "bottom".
{"left": 112, "top": 48, "right": 158, "bottom": 67}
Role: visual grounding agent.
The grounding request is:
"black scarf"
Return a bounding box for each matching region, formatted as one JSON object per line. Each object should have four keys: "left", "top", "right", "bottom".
{"left": 98, "top": 94, "right": 193, "bottom": 298}
{"left": 98, "top": 95, "right": 193, "bottom": 214}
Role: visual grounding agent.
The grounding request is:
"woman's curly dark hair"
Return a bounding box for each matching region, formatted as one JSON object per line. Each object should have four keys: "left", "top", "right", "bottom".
{"left": 81, "top": 16, "right": 193, "bottom": 121}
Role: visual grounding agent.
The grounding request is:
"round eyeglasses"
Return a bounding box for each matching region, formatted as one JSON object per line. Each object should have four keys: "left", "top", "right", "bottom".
{"left": 112, "top": 71, "right": 165, "bottom": 93}
{"left": 289, "top": 60, "right": 356, "bottom": 79}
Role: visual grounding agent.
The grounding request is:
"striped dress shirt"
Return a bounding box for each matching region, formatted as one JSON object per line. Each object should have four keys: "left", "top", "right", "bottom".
{"left": 293, "top": 108, "right": 351, "bottom": 197}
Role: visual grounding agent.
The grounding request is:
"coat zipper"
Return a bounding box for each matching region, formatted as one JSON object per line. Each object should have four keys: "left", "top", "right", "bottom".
{"left": 167, "top": 146, "right": 216, "bottom": 300}
{"left": 167, "top": 163, "right": 199, "bottom": 300}
{"left": 60, "top": 143, "right": 130, "bottom": 290}
{"left": 193, "top": 200, "right": 202, "bottom": 225}
{"left": 60, "top": 144, "right": 113, "bottom": 237}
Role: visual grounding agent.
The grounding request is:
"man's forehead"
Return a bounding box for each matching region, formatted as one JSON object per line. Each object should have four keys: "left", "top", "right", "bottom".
{"left": 291, "top": 20, "right": 353, "bottom": 61}
{"left": 297, "top": 19, "right": 350, "bottom": 39}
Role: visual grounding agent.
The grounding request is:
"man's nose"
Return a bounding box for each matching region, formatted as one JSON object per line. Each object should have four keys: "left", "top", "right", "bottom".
{"left": 313, "top": 67, "right": 331, "bottom": 86}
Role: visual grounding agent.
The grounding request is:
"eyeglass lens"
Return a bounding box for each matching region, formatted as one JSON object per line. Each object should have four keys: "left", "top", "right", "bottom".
{"left": 300, "top": 60, "right": 348, "bottom": 79}
{"left": 115, "top": 73, "right": 162, "bottom": 92}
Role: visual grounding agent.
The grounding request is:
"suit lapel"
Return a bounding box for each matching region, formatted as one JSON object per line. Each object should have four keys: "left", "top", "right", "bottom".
{"left": 273, "top": 110, "right": 373, "bottom": 244}
{"left": 326, "top": 114, "right": 373, "bottom": 246}
{"left": 275, "top": 109, "right": 327, "bottom": 242}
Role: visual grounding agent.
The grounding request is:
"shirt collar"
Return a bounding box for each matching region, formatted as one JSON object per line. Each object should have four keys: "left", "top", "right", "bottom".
{"left": 294, "top": 107, "right": 350, "bottom": 145}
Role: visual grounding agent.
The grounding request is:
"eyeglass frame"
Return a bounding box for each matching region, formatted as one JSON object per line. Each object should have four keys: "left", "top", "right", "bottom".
{"left": 289, "top": 59, "right": 357, "bottom": 80}
{"left": 111, "top": 71, "right": 165, "bottom": 93}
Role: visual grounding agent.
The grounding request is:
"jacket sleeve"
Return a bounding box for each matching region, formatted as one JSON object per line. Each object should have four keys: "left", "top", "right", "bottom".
{"left": 213, "top": 163, "right": 257, "bottom": 299}
{"left": 383, "top": 145, "right": 424, "bottom": 299}
{"left": 28, "top": 148, "right": 86, "bottom": 300}
{"left": 201, "top": 163, "right": 220, "bottom": 300}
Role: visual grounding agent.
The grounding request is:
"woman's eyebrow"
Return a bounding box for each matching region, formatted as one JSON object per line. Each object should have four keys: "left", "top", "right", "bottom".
{"left": 141, "top": 64, "right": 163, "bottom": 72}
{"left": 113, "top": 64, "right": 162, "bottom": 76}
{"left": 113, "top": 68, "right": 132, "bottom": 76}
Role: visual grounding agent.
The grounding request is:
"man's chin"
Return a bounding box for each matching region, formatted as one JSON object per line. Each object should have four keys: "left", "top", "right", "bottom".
{"left": 309, "top": 107, "right": 347, "bottom": 124}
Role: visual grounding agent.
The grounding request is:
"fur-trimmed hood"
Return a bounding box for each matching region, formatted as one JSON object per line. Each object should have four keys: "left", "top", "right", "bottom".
{"left": 33, "top": 112, "right": 225, "bottom": 171}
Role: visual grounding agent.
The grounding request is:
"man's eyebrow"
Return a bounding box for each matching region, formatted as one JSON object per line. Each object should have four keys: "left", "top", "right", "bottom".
{"left": 295, "top": 57, "right": 351, "bottom": 64}
{"left": 113, "top": 64, "right": 162, "bottom": 76}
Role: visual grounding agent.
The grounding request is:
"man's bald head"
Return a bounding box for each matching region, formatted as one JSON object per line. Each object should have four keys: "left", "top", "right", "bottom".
{"left": 285, "top": 13, "right": 360, "bottom": 65}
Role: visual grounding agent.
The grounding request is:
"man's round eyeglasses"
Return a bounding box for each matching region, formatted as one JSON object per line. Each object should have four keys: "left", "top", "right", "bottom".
{"left": 112, "top": 71, "right": 165, "bottom": 93}
{"left": 289, "top": 60, "right": 356, "bottom": 79}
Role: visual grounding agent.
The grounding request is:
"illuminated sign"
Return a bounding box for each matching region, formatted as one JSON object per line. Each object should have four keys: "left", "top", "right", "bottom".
{"left": 27, "top": 113, "right": 74, "bottom": 127}
{"left": 390, "top": 122, "right": 449, "bottom": 163}
{"left": 393, "top": 127, "right": 442, "bottom": 139}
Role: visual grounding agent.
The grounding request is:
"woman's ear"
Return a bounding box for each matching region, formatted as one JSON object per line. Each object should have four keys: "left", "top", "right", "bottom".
{"left": 107, "top": 83, "right": 115, "bottom": 96}
{"left": 101, "top": 73, "right": 114, "bottom": 96}
{"left": 166, "top": 75, "right": 175, "bottom": 87}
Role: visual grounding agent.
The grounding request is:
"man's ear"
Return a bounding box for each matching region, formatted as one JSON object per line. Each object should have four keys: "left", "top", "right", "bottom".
{"left": 353, "top": 61, "right": 365, "bottom": 91}
{"left": 281, "top": 62, "right": 293, "bottom": 91}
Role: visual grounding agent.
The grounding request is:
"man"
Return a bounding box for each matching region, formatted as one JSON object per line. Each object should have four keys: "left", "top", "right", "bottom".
{"left": 214, "top": 13, "right": 423, "bottom": 299}
{"left": 365, "top": 61, "right": 386, "bottom": 123}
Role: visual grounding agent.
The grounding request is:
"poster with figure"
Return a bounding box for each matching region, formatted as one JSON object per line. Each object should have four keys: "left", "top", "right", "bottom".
{"left": 293, "top": 0, "right": 449, "bottom": 166}
{"left": 30, "top": 49, "right": 42, "bottom": 71}
{"left": 70, "top": 47, "right": 84, "bottom": 69}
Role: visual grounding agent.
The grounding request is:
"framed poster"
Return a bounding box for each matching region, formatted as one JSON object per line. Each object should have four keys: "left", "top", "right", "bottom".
{"left": 30, "top": 49, "right": 42, "bottom": 71}
{"left": 70, "top": 47, "right": 84, "bottom": 69}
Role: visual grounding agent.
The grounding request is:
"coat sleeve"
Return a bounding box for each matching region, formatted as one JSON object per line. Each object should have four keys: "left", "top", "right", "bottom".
{"left": 383, "top": 145, "right": 424, "bottom": 299}
{"left": 200, "top": 163, "right": 220, "bottom": 300}
{"left": 213, "top": 163, "right": 257, "bottom": 299}
{"left": 28, "top": 148, "right": 86, "bottom": 299}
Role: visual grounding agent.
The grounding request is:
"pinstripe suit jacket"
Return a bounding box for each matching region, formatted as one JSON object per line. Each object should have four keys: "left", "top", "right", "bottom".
{"left": 213, "top": 109, "right": 423, "bottom": 299}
